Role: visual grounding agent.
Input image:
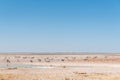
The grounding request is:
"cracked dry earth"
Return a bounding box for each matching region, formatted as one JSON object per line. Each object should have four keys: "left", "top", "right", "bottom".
{"left": 0, "top": 68, "right": 120, "bottom": 80}
{"left": 0, "top": 54, "right": 120, "bottom": 80}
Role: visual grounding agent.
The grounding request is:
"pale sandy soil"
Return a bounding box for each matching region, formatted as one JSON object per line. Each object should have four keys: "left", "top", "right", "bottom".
{"left": 0, "top": 54, "right": 120, "bottom": 80}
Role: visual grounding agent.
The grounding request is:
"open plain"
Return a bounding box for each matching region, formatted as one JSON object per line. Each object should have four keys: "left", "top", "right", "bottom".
{"left": 0, "top": 53, "right": 120, "bottom": 80}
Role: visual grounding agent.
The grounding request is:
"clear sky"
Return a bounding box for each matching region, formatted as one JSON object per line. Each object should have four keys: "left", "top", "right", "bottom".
{"left": 0, "top": 0, "right": 120, "bottom": 53}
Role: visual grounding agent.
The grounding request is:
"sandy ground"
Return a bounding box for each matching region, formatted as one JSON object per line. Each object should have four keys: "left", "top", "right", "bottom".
{"left": 0, "top": 54, "right": 120, "bottom": 80}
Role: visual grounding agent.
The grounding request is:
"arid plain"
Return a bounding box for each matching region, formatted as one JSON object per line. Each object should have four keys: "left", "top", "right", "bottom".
{"left": 0, "top": 53, "right": 120, "bottom": 80}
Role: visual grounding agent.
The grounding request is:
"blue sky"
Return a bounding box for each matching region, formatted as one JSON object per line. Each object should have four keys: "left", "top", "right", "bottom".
{"left": 0, "top": 0, "right": 120, "bottom": 52}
